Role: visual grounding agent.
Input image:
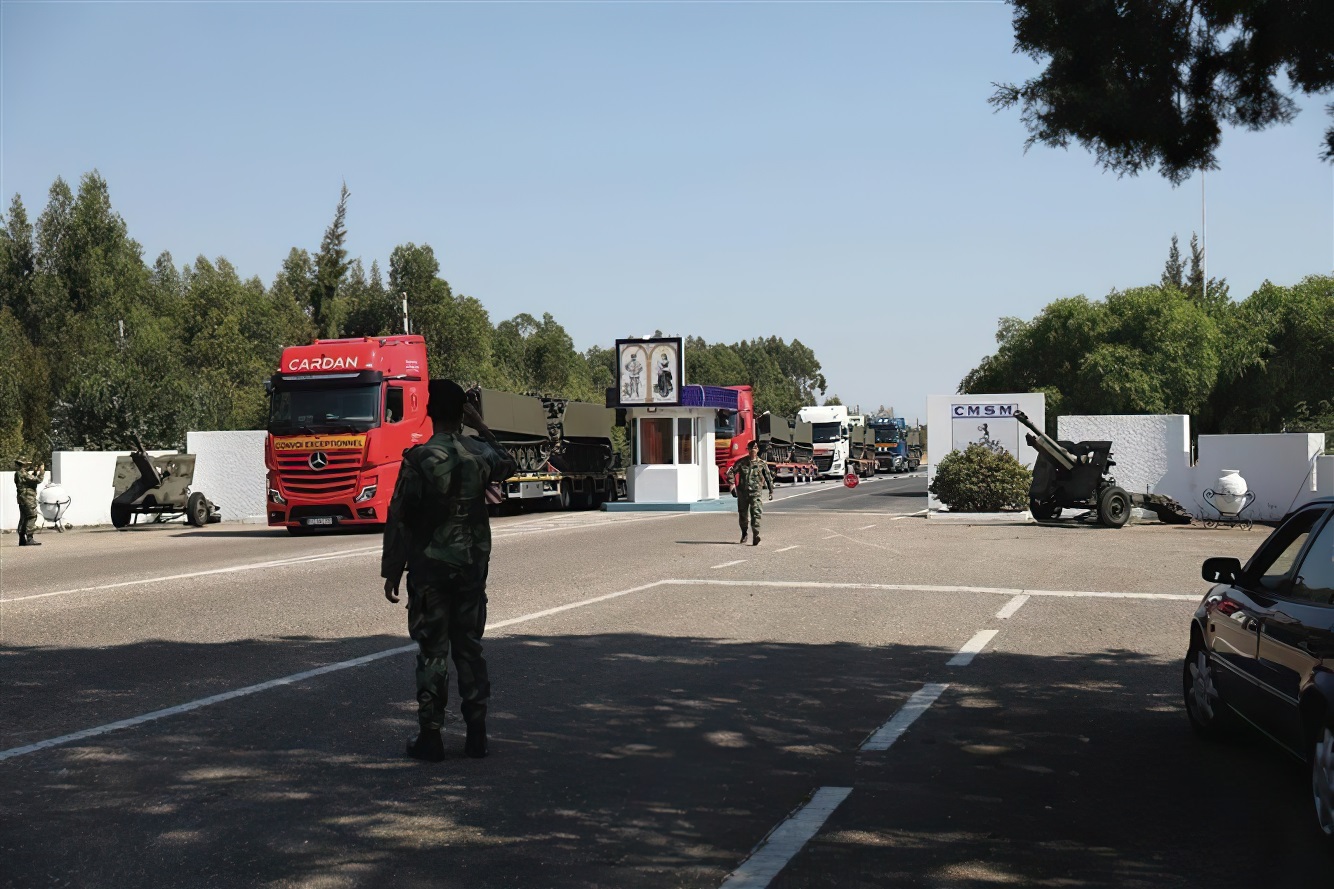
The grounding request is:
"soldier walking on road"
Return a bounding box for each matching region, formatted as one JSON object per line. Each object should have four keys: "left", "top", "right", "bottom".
{"left": 382, "top": 380, "right": 515, "bottom": 762}
{"left": 727, "top": 440, "right": 774, "bottom": 546}
{"left": 14, "top": 458, "right": 44, "bottom": 546}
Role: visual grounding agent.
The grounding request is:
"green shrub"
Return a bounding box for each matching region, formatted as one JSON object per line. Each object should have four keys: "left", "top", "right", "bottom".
{"left": 929, "top": 443, "right": 1032, "bottom": 512}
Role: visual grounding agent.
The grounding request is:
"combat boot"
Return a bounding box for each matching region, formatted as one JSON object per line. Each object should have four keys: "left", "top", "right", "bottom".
{"left": 27, "top": 535, "right": 41, "bottom": 546}
{"left": 751, "top": 534, "right": 760, "bottom": 546}
{"left": 406, "top": 727, "right": 445, "bottom": 762}
{"left": 740, "top": 529, "right": 748, "bottom": 544}
{"left": 465, "top": 720, "right": 488, "bottom": 759}
{"left": 17, "top": 535, "right": 29, "bottom": 546}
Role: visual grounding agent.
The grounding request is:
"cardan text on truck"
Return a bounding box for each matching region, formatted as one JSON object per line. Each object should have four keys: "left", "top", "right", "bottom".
{"left": 265, "top": 335, "right": 428, "bottom": 534}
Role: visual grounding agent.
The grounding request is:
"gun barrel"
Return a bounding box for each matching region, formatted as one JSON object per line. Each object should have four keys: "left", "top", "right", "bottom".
{"left": 1014, "top": 410, "right": 1077, "bottom": 471}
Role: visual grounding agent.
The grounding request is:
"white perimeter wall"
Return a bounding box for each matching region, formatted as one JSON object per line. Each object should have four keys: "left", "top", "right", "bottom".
{"left": 925, "top": 393, "right": 1046, "bottom": 511}
{"left": 1059, "top": 414, "right": 1331, "bottom": 522}
{"left": 1058, "top": 415, "right": 1191, "bottom": 497}
{"left": 187, "top": 431, "right": 269, "bottom": 524}
{"left": 2, "top": 432, "right": 269, "bottom": 531}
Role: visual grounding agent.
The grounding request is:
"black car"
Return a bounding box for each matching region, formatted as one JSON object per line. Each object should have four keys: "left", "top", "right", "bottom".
{"left": 1185, "top": 497, "right": 1334, "bottom": 840}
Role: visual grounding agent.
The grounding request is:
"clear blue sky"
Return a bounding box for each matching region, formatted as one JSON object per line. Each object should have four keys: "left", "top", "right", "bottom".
{"left": 4, "top": 1, "right": 1331, "bottom": 419}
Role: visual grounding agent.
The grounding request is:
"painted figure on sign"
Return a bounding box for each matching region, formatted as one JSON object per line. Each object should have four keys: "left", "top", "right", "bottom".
{"left": 624, "top": 353, "right": 643, "bottom": 398}
{"left": 654, "top": 352, "right": 674, "bottom": 399}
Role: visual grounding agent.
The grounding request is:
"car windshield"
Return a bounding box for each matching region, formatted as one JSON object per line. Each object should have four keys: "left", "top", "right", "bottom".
{"left": 269, "top": 386, "right": 380, "bottom": 433}
{"left": 812, "top": 422, "right": 841, "bottom": 443}
{"left": 715, "top": 411, "right": 737, "bottom": 438}
{"left": 874, "top": 427, "right": 899, "bottom": 443}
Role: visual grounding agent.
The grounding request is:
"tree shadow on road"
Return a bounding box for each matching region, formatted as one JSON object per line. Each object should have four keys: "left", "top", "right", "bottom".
{"left": 1, "top": 633, "right": 1326, "bottom": 888}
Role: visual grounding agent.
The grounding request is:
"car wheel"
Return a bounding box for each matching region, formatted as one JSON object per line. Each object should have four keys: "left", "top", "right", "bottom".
{"left": 1312, "top": 724, "right": 1334, "bottom": 840}
{"left": 1183, "top": 643, "right": 1232, "bottom": 737}
{"left": 186, "top": 492, "right": 209, "bottom": 527}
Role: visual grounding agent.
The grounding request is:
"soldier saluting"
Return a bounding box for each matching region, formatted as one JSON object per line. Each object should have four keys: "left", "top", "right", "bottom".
{"left": 14, "top": 458, "right": 44, "bottom": 546}
{"left": 382, "top": 380, "right": 515, "bottom": 762}
{"left": 727, "top": 440, "right": 774, "bottom": 546}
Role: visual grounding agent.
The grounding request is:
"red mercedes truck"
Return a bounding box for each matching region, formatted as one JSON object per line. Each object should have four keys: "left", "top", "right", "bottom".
{"left": 265, "top": 335, "right": 429, "bottom": 534}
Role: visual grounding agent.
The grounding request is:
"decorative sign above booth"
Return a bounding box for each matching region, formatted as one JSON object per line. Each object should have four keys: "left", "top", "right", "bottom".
{"left": 614, "top": 337, "right": 683, "bottom": 407}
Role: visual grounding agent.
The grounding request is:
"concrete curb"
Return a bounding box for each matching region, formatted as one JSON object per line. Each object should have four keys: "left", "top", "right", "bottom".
{"left": 602, "top": 499, "right": 734, "bottom": 513}
{"left": 928, "top": 510, "right": 1034, "bottom": 525}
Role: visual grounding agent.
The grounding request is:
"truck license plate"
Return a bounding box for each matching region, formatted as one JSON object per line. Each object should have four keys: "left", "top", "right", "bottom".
{"left": 305, "top": 517, "right": 334, "bottom": 526}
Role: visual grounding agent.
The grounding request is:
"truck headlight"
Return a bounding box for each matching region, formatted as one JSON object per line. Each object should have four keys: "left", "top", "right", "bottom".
{"left": 269, "top": 488, "right": 286, "bottom": 505}
{"left": 355, "top": 485, "right": 378, "bottom": 503}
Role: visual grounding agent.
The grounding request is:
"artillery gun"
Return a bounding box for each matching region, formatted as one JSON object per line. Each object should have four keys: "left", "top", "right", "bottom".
{"left": 111, "top": 437, "right": 220, "bottom": 529}
{"left": 1015, "top": 411, "right": 1191, "bottom": 528}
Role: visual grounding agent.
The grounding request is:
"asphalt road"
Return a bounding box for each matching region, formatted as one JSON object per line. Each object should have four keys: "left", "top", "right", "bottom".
{"left": 2, "top": 476, "right": 1331, "bottom": 888}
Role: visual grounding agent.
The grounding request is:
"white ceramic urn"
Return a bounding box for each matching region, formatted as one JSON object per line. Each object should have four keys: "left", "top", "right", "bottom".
{"left": 1212, "top": 469, "right": 1249, "bottom": 515}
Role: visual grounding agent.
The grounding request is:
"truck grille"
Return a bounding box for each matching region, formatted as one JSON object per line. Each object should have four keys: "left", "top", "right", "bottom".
{"left": 277, "top": 452, "right": 361, "bottom": 498}
{"left": 814, "top": 455, "right": 834, "bottom": 473}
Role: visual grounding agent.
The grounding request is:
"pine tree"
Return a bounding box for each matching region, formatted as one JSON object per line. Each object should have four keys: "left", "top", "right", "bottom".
{"left": 1160, "top": 234, "right": 1184, "bottom": 291}
{"left": 312, "top": 182, "right": 351, "bottom": 338}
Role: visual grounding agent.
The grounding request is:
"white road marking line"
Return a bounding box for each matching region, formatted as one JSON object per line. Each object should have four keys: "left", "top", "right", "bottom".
{"left": 821, "top": 534, "right": 839, "bottom": 539}
{"left": 773, "top": 545, "right": 799, "bottom": 553}
{"left": 996, "top": 594, "right": 1029, "bottom": 619}
{"left": 948, "top": 630, "right": 999, "bottom": 667}
{"left": 855, "top": 524, "right": 878, "bottom": 531}
{"left": 0, "top": 579, "right": 672, "bottom": 762}
{"left": 4, "top": 512, "right": 684, "bottom": 606}
{"left": 720, "top": 786, "right": 853, "bottom": 888}
{"left": 668, "top": 579, "right": 1197, "bottom": 601}
{"left": 860, "top": 683, "right": 949, "bottom": 752}
{"left": 2, "top": 547, "right": 384, "bottom": 604}
{"left": 711, "top": 560, "right": 748, "bottom": 569}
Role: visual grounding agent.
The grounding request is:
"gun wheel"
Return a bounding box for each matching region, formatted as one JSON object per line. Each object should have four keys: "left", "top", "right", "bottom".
{"left": 1097, "top": 486, "right": 1131, "bottom": 529}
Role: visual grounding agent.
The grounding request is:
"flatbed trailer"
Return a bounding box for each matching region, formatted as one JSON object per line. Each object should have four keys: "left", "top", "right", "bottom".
{"left": 761, "top": 417, "right": 820, "bottom": 484}
{"left": 477, "top": 389, "right": 626, "bottom": 512}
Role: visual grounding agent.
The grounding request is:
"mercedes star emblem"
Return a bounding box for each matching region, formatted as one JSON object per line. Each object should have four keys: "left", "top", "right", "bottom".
{"left": 308, "top": 451, "right": 329, "bottom": 471}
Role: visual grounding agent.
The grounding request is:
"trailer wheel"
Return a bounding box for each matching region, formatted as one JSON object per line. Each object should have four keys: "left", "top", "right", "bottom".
{"left": 111, "top": 503, "right": 132, "bottom": 529}
{"left": 1097, "top": 486, "right": 1131, "bottom": 529}
{"left": 186, "top": 492, "right": 210, "bottom": 527}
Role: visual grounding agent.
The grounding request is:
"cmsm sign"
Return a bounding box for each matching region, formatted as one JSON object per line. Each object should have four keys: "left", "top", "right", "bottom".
{"left": 951, "top": 403, "right": 1017, "bottom": 419}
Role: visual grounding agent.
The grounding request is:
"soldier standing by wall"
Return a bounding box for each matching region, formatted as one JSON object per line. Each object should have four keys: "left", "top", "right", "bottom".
{"left": 13, "top": 458, "right": 44, "bottom": 546}
{"left": 727, "top": 439, "right": 774, "bottom": 545}
{"left": 382, "top": 380, "right": 515, "bottom": 762}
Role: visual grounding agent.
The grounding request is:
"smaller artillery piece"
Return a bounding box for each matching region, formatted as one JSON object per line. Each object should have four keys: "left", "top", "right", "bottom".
{"left": 111, "top": 437, "right": 220, "bottom": 529}
{"left": 1015, "top": 411, "right": 1191, "bottom": 528}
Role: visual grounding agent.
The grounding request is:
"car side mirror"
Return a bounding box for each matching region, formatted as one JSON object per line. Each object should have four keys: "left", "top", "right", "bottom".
{"left": 1202, "top": 557, "right": 1242, "bottom": 584}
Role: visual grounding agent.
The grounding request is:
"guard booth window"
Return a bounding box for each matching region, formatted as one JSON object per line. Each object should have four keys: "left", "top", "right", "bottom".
{"left": 638, "top": 418, "right": 673, "bottom": 465}
{"left": 677, "top": 418, "right": 694, "bottom": 464}
{"left": 385, "top": 387, "right": 404, "bottom": 423}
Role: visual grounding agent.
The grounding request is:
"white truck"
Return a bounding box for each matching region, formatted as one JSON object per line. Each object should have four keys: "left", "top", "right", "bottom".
{"left": 797, "top": 404, "right": 851, "bottom": 479}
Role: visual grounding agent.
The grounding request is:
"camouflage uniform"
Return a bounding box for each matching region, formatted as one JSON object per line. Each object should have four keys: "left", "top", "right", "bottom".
{"left": 14, "top": 460, "right": 42, "bottom": 544}
{"left": 382, "top": 431, "right": 512, "bottom": 732}
{"left": 727, "top": 455, "right": 774, "bottom": 540}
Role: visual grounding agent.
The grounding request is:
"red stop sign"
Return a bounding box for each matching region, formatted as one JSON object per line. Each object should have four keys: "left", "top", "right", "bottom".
{"left": 844, "top": 473, "right": 860, "bottom": 488}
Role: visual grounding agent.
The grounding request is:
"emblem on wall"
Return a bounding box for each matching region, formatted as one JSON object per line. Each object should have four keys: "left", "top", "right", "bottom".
{"left": 614, "top": 337, "right": 683, "bottom": 407}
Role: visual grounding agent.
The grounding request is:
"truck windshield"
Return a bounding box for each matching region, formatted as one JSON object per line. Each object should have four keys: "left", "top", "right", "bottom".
{"left": 812, "top": 422, "right": 841, "bottom": 443}
{"left": 715, "top": 411, "right": 737, "bottom": 438}
{"left": 269, "top": 386, "right": 380, "bottom": 433}
{"left": 874, "top": 427, "right": 899, "bottom": 443}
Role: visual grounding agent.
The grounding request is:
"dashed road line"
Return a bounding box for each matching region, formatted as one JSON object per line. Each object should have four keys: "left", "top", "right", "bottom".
{"left": 947, "top": 629, "right": 999, "bottom": 667}
{"left": 996, "top": 594, "right": 1029, "bottom": 619}
{"left": 720, "top": 786, "right": 853, "bottom": 888}
{"left": 672, "top": 578, "right": 1196, "bottom": 601}
{"left": 773, "top": 545, "right": 799, "bottom": 553}
{"left": 860, "top": 683, "right": 949, "bottom": 752}
{"left": 711, "top": 560, "right": 749, "bottom": 569}
{"left": 855, "top": 524, "right": 878, "bottom": 531}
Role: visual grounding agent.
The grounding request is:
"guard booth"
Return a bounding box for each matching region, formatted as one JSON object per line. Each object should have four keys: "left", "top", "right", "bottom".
{"left": 606, "top": 336, "right": 729, "bottom": 509}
